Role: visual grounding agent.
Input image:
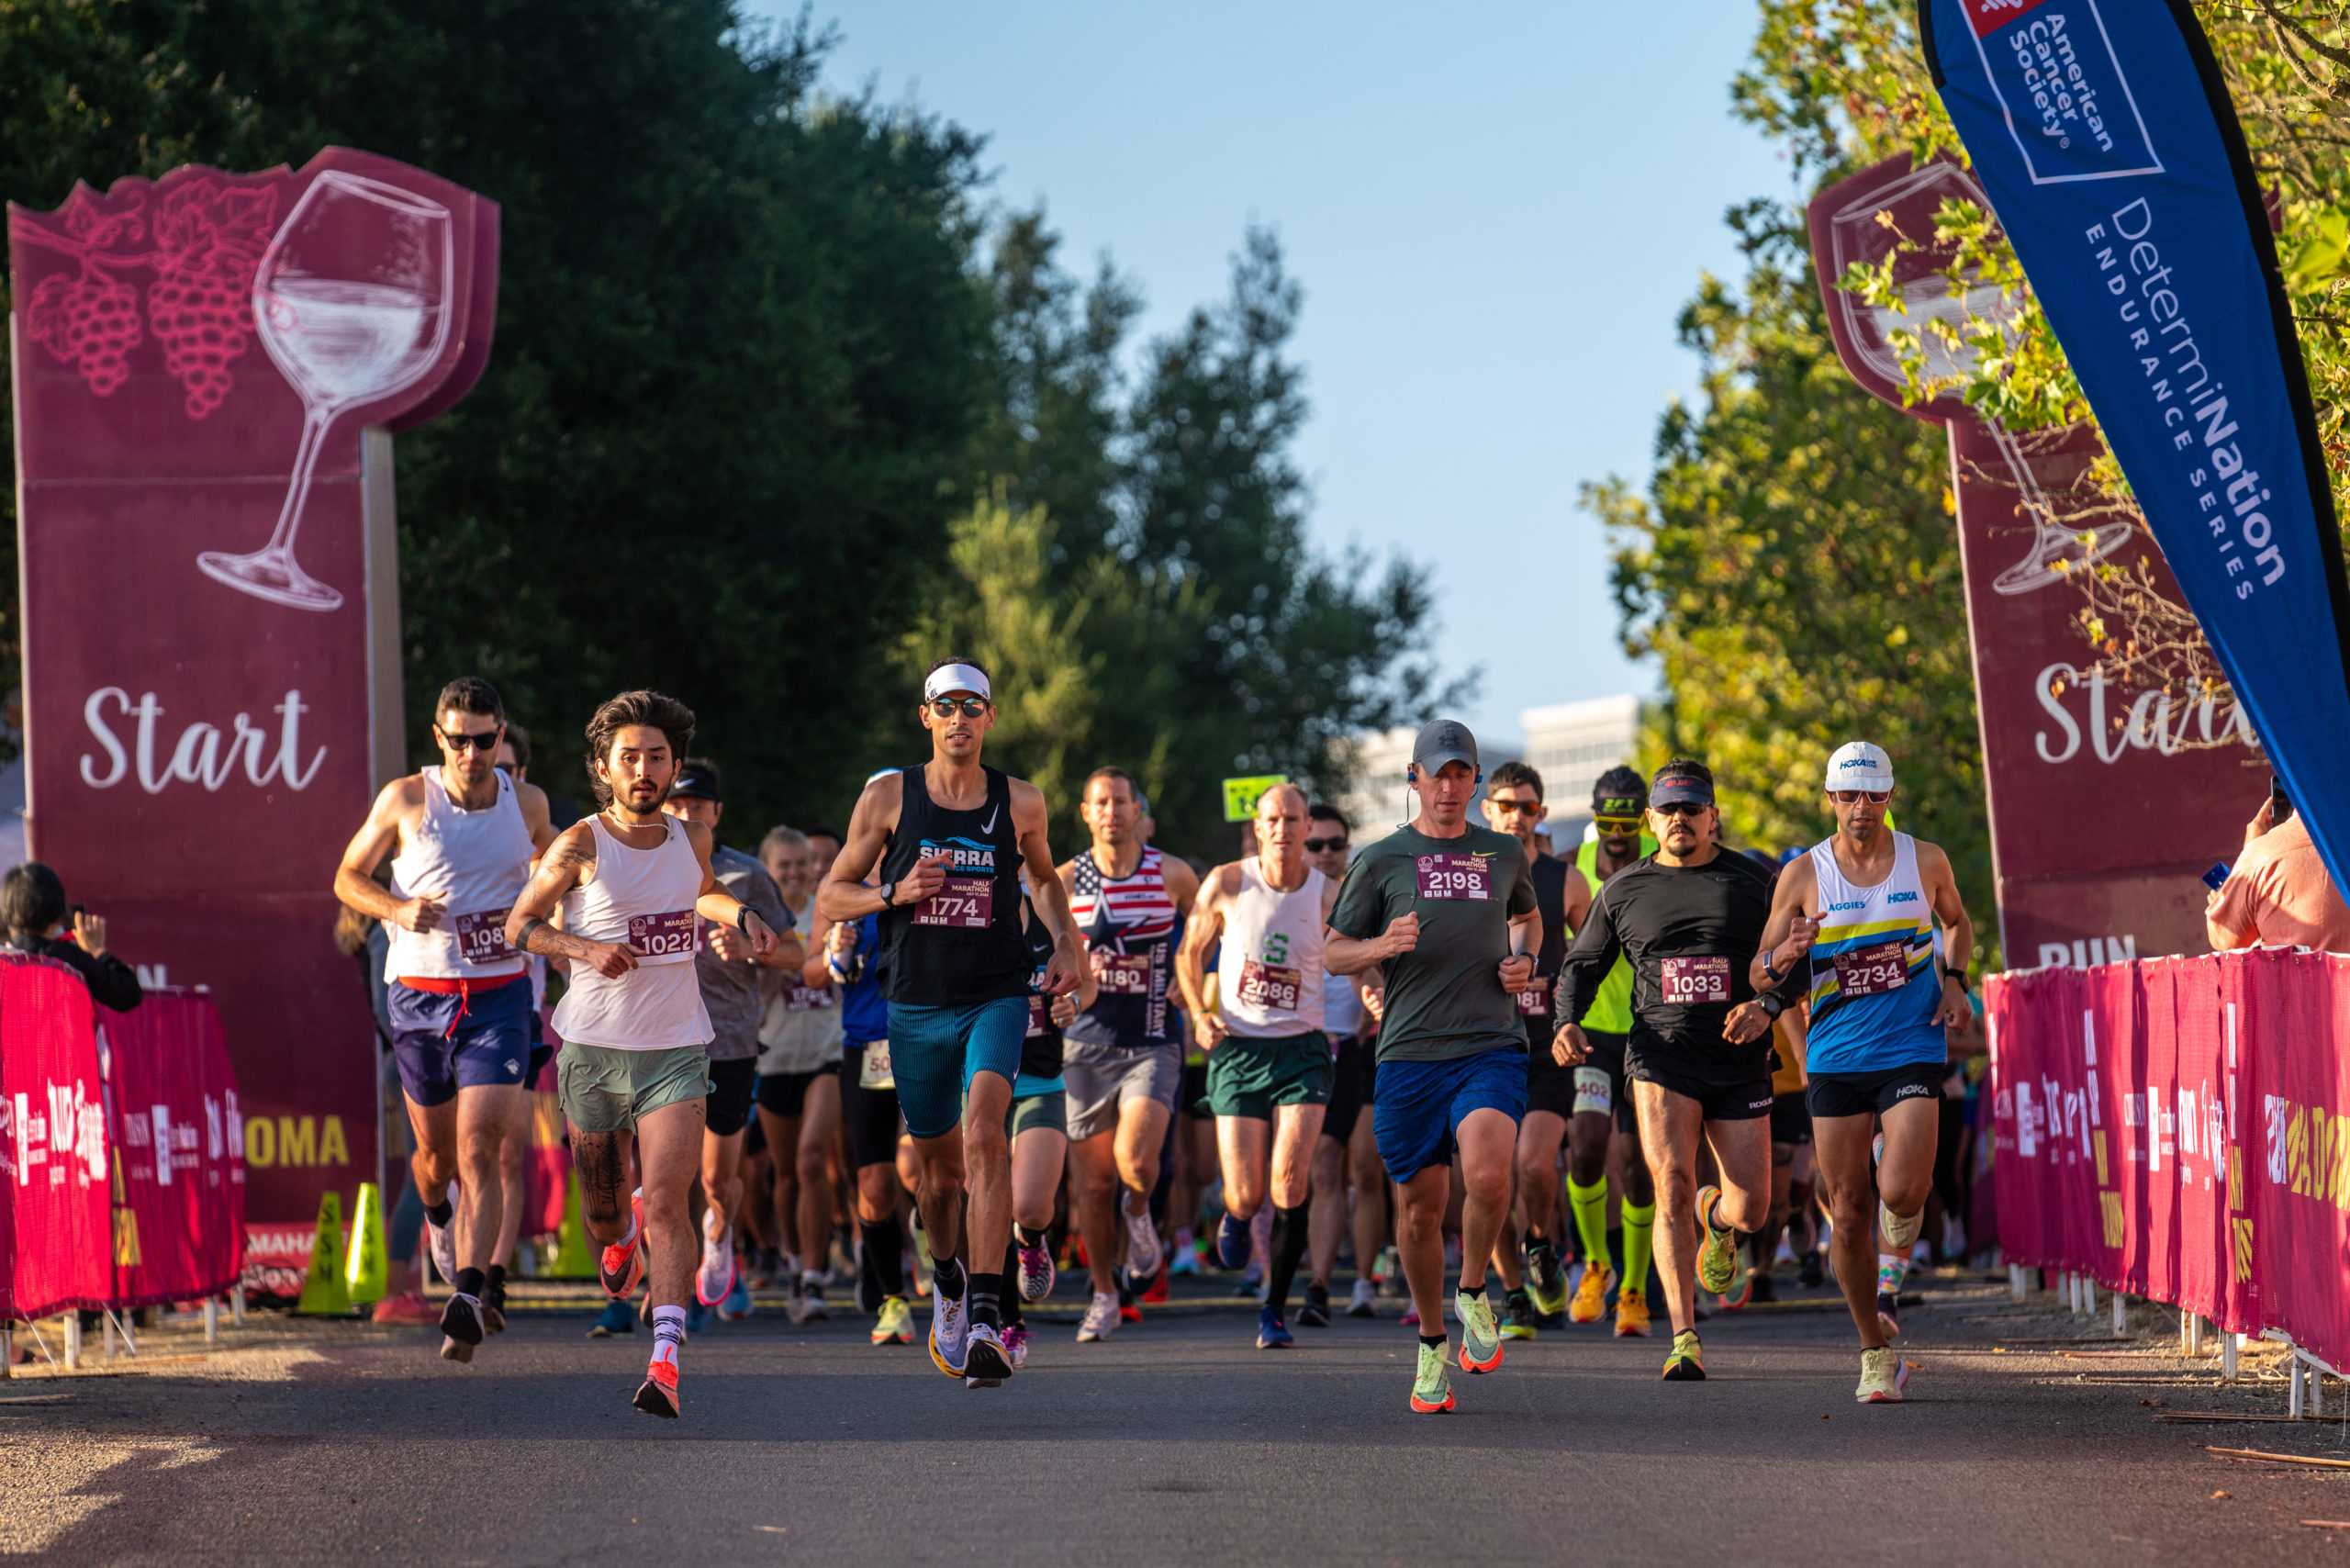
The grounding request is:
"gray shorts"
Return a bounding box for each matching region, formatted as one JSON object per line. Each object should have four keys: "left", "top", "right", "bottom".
{"left": 1061, "top": 1038, "right": 1181, "bottom": 1141}
{"left": 558, "top": 1042, "right": 711, "bottom": 1135}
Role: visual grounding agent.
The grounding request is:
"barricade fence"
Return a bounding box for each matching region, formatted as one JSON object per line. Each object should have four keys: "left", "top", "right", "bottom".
{"left": 1986, "top": 946, "right": 2350, "bottom": 1372}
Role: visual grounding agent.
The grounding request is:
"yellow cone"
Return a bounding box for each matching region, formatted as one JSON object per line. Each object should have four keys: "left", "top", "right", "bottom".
{"left": 344, "top": 1182, "right": 388, "bottom": 1305}
{"left": 548, "top": 1170, "right": 596, "bottom": 1279}
{"left": 296, "top": 1190, "right": 353, "bottom": 1316}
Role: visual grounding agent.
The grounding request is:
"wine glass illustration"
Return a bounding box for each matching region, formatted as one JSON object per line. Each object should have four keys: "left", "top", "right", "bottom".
{"left": 197, "top": 173, "right": 453, "bottom": 612}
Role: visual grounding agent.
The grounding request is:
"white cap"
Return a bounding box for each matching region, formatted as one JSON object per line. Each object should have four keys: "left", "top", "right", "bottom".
{"left": 923, "top": 663, "right": 991, "bottom": 703}
{"left": 1824, "top": 741, "right": 1894, "bottom": 792}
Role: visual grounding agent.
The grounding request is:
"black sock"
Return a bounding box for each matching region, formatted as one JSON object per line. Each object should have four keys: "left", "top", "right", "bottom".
{"left": 1013, "top": 1223, "right": 1042, "bottom": 1250}
{"left": 861, "top": 1216, "right": 905, "bottom": 1299}
{"left": 933, "top": 1255, "right": 966, "bottom": 1302}
{"left": 1000, "top": 1242, "right": 1024, "bottom": 1327}
{"left": 1266, "top": 1204, "right": 1311, "bottom": 1313}
{"left": 425, "top": 1196, "right": 454, "bottom": 1227}
{"left": 1457, "top": 1276, "right": 1486, "bottom": 1302}
{"left": 1419, "top": 1333, "right": 1448, "bottom": 1349}
{"left": 485, "top": 1264, "right": 507, "bottom": 1297}
{"left": 453, "top": 1267, "right": 485, "bottom": 1298}
{"left": 968, "top": 1271, "right": 1002, "bottom": 1330}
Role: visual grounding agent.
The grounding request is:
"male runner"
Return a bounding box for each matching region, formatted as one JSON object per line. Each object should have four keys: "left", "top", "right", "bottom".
{"left": 1175, "top": 783, "right": 1341, "bottom": 1350}
{"left": 1058, "top": 766, "right": 1197, "bottom": 1339}
{"left": 755, "top": 824, "right": 848, "bottom": 1321}
{"left": 1477, "top": 759, "right": 1590, "bottom": 1338}
{"left": 505, "top": 690, "right": 783, "bottom": 1417}
{"left": 1302, "top": 802, "right": 1382, "bottom": 1323}
{"left": 333, "top": 678, "right": 555, "bottom": 1361}
{"left": 1557, "top": 758, "right": 1779, "bottom": 1382}
{"left": 1002, "top": 882, "right": 1094, "bottom": 1367}
{"left": 1327, "top": 722, "right": 1539, "bottom": 1413}
{"left": 1751, "top": 742, "right": 1973, "bottom": 1404}
{"left": 820, "top": 660, "right": 1081, "bottom": 1388}
{"left": 805, "top": 887, "right": 913, "bottom": 1346}
{"left": 664, "top": 759, "right": 801, "bottom": 1327}
{"left": 486, "top": 721, "right": 546, "bottom": 1335}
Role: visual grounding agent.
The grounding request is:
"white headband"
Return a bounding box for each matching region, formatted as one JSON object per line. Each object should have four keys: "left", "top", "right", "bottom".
{"left": 923, "top": 664, "right": 991, "bottom": 703}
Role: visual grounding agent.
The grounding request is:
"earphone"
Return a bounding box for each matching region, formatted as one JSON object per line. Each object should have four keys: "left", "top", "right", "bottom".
{"left": 1404, "top": 765, "right": 1483, "bottom": 785}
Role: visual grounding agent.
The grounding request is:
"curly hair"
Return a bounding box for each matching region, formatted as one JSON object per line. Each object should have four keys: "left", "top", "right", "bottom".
{"left": 584, "top": 690, "right": 696, "bottom": 805}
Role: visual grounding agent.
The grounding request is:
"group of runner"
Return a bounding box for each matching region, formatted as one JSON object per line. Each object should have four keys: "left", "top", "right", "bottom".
{"left": 336, "top": 660, "right": 1975, "bottom": 1417}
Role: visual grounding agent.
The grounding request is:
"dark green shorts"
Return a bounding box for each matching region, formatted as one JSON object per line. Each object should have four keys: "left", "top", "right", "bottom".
{"left": 1006, "top": 1090, "right": 1068, "bottom": 1140}
{"left": 1205, "top": 1030, "right": 1334, "bottom": 1121}
{"left": 558, "top": 1042, "right": 711, "bottom": 1134}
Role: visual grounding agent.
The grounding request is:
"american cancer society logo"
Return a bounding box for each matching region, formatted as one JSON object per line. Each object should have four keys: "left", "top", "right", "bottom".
{"left": 1962, "top": 0, "right": 2164, "bottom": 185}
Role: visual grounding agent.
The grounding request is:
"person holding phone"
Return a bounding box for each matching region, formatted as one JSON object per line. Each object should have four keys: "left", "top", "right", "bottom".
{"left": 2207, "top": 781, "right": 2350, "bottom": 953}
{"left": 0, "top": 863, "right": 142, "bottom": 1012}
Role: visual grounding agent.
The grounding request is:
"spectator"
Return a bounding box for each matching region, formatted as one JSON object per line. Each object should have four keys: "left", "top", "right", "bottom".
{"left": 2206, "top": 792, "right": 2350, "bottom": 953}
{"left": 0, "top": 861, "right": 142, "bottom": 1011}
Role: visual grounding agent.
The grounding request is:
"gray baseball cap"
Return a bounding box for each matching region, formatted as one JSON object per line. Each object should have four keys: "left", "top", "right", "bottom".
{"left": 1412, "top": 719, "right": 1479, "bottom": 775}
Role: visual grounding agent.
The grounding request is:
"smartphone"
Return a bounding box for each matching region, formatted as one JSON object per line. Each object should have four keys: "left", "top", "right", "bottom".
{"left": 2272, "top": 775, "right": 2295, "bottom": 825}
{"left": 2201, "top": 862, "right": 2231, "bottom": 893}
{"left": 66, "top": 902, "right": 85, "bottom": 926}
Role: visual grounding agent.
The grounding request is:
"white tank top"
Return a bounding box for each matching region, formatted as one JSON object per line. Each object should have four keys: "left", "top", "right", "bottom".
{"left": 1217, "top": 861, "right": 1326, "bottom": 1037}
{"left": 548, "top": 812, "right": 713, "bottom": 1051}
{"left": 384, "top": 768, "right": 534, "bottom": 981}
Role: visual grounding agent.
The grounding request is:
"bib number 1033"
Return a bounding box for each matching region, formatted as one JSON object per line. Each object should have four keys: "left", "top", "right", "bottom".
{"left": 1659, "top": 956, "right": 1729, "bottom": 1004}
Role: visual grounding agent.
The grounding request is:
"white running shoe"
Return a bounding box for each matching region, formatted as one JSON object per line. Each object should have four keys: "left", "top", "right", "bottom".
{"left": 1348, "top": 1278, "right": 1378, "bottom": 1319}
{"left": 1075, "top": 1292, "right": 1119, "bottom": 1342}
{"left": 963, "top": 1322, "right": 1013, "bottom": 1388}
{"left": 928, "top": 1286, "right": 969, "bottom": 1378}
{"left": 696, "top": 1224, "right": 736, "bottom": 1308}
{"left": 1121, "top": 1191, "right": 1162, "bottom": 1282}
{"left": 426, "top": 1193, "right": 458, "bottom": 1286}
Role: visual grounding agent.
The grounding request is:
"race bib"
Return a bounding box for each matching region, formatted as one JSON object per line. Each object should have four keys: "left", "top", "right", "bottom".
{"left": 1237, "top": 958, "right": 1302, "bottom": 1013}
{"left": 1516, "top": 981, "right": 1551, "bottom": 1017}
{"left": 782, "top": 984, "right": 834, "bottom": 1013}
{"left": 1659, "top": 956, "right": 1731, "bottom": 1004}
{"left": 627, "top": 910, "right": 698, "bottom": 957}
{"left": 1093, "top": 950, "right": 1153, "bottom": 995}
{"left": 1572, "top": 1066, "right": 1613, "bottom": 1117}
{"left": 1414, "top": 853, "right": 1493, "bottom": 900}
{"left": 1832, "top": 940, "right": 1915, "bottom": 999}
{"left": 858, "top": 1038, "right": 895, "bottom": 1090}
{"left": 1026, "top": 995, "right": 1050, "bottom": 1038}
{"left": 454, "top": 908, "right": 516, "bottom": 965}
{"left": 914, "top": 875, "right": 993, "bottom": 929}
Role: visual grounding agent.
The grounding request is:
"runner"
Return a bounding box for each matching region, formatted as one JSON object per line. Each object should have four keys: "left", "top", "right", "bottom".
{"left": 663, "top": 759, "right": 800, "bottom": 1330}
{"left": 1002, "top": 879, "right": 1094, "bottom": 1368}
{"left": 1477, "top": 759, "right": 1590, "bottom": 1338}
{"left": 333, "top": 678, "right": 554, "bottom": 1362}
{"left": 1751, "top": 742, "right": 1974, "bottom": 1404}
{"left": 1326, "top": 722, "right": 1540, "bottom": 1412}
{"left": 1555, "top": 767, "right": 1660, "bottom": 1336}
{"left": 1058, "top": 766, "right": 1197, "bottom": 1341}
{"left": 1175, "top": 783, "right": 1342, "bottom": 1350}
{"left": 485, "top": 721, "right": 546, "bottom": 1337}
{"left": 505, "top": 690, "right": 784, "bottom": 1417}
{"left": 1303, "top": 802, "right": 1383, "bottom": 1324}
{"left": 1556, "top": 757, "right": 1779, "bottom": 1383}
{"left": 753, "top": 824, "right": 848, "bottom": 1324}
{"left": 819, "top": 660, "right": 1082, "bottom": 1388}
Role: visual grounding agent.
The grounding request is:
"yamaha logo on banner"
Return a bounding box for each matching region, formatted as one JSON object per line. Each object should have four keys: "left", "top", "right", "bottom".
{"left": 1920, "top": 0, "right": 2350, "bottom": 899}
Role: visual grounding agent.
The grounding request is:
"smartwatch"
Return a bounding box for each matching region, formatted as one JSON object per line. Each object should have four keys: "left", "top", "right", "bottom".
{"left": 878, "top": 881, "right": 897, "bottom": 910}
{"left": 1757, "top": 988, "right": 1787, "bottom": 1019}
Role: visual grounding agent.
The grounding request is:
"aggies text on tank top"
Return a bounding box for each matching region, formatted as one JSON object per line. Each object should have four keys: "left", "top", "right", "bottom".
{"left": 1217, "top": 861, "right": 1327, "bottom": 1038}
{"left": 1801, "top": 831, "right": 1944, "bottom": 1075}
{"left": 548, "top": 812, "right": 714, "bottom": 1051}
{"left": 876, "top": 764, "right": 1028, "bottom": 1006}
{"left": 1065, "top": 845, "right": 1181, "bottom": 1049}
{"left": 386, "top": 767, "right": 535, "bottom": 981}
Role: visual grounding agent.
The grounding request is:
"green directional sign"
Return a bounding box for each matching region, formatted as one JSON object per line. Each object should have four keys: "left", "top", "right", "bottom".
{"left": 1221, "top": 774, "right": 1290, "bottom": 823}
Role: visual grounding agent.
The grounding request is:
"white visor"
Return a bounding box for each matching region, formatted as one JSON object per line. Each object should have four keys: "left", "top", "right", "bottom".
{"left": 923, "top": 664, "right": 991, "bottom": 703}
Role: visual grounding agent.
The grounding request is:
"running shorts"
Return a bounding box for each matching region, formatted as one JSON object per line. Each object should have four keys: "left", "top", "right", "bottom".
{"left": 840, "top": 1040, "right": 903, "bottom": 1170}
{"left": 1626, "top": 1048, "right": 1774, "bottom": 1123}
{"left": 1806, "top": 1059, "right": 1944, "bottom": 1120}
{"left": 886, "top": 996, "right": 1028, "bottom": 1140}
{"left": 1373, "top": 1047, "right": 1528, "bottom": 1184}
{"left": 389, "top": 977, "right": 535, "bottom": 1108}
{"left": 755, "top": 1067, "right": 833, "bottom": 1121}
{"left": 1062, "top": 1038, "right": 1181, "bottom": 1141}
{"left": 1769, "top": 1091, "right": 1814, "bottom": 1147}
{"left": 558, "top": 1041, "right": 711, "bottom": 1135}
{"left": 1206, "top": 1030, "right": 1334, "bottom": 1121}
{"left": 704, "top": 1057, "right": 758, "bottom": 1137}
{"left": 1007, "top": 1088, "right": 1069, "bottom": 1140}
{"left": 1322, "top": 1034, "right": 1374, "bottom": 1145}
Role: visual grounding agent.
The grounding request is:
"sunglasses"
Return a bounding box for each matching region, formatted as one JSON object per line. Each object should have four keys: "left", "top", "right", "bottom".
{"left": 1594, "top": 814, "right": 1644, "bottom": 834}
{"left": 437, "top": 726, "right": 501, "bottom": 753}
{"left": 1304, "top": 836, "right": 1348, "bottom": 854}
{"left": 1652, "top": 800, "right": 1711, "bottom": 818}
{"left": 1486, "top": 798, "right": 1541, "bottom": 815}
{"left": 1830, "top": 789, "right": 1892, "bottom": 805}
{"left": 927, "top": 698, "right": 990, "bottom": 719}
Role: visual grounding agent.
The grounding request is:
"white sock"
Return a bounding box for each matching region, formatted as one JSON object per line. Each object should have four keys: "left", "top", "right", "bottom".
{"left": 652, "top": 1305, "right": 687, "bottom": 1368}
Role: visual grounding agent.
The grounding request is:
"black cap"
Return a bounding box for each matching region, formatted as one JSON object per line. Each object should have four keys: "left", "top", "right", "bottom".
{"left": 1592, "top": 765, "right": 1648, "bottom": 818}
{"left": 670, "top": 763, "right": 721, "bottom": 802}
{"left": 1648, "top": 764, "right": 1713, "bottom": 808}
{"left": 1411, "top": 719, "right": 1479, "bottom": 776}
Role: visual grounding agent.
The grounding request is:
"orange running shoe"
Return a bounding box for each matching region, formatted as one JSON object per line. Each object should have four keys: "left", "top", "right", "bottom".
{"left": 633, "top": 1358, "right": 679, "bottom": 1418}
{"left": 599, "top": 1191, "right": 646, "bottom": 1300}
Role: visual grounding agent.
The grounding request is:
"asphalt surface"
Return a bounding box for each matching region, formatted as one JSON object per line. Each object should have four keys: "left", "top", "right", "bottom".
{"left": 9, "top": 1271, "right": 2350, "bottom": 1565}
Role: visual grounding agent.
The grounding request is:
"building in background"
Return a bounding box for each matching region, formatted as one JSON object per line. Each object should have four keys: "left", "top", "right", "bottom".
{"left": 1332, "top": 694, "right": 1639, "bottom": 852}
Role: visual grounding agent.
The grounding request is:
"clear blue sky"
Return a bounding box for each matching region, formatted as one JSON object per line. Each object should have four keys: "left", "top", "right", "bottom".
{"left": 745, "top": 1, "right": 1796, "bottom": 746}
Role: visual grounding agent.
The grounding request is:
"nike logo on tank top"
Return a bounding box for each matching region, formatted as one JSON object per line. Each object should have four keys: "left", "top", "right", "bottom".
{"left": 876, "top": 765, "right": 1029, "bottom": 1006}
{"left": 1802, "top": 831, "right": 1945, "bottom": 1076}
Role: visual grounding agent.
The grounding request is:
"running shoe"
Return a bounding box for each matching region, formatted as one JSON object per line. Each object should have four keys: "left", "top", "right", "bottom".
{"left": 746, "top": 1248, "right": 778, "bottom": 1290}
{"left": 719, "top": 1276, "right": 753, "bottom": 1322}
{"left": 1015, "top": 1237, "right": 1056, "bottom": 1302}
{"left": 1501, "top": 1288, "right": 1539, "bottom": 1341}
{"left": 439, "top": 1292, "right": 485, "bottom": 1362}
{"left": 1002, "top": 1321, "right": 1031, "bottom": 1370}
{"left": 1613, "top": 1286, "right": 1651, "bottom": 1338}
{"left": 1122, "top": 1191, "right": 1163, "bottom": 1282}
{"left": 928, "top": 1285, "right": 970, "bottom": 1379}
{"left": 426, "top": 1195, "right": 458, "bottom": 1286}
{"left": 685, "top": 1300, "right": 711, "bottom": 1336}
{"left": 1140, "top": 1268, "right": 1171, "bottom": 1304}
{"left": 482, "top": 1279, "right": 507, "bottom": 1335}
{"left": 1695, "top": 1185, "right": 1738, "bottom": 1294}
{"left": 962, "top": 1323, "right": 1013, "bottom": 1388}
{"left": 1662, "top": 1328, "right": 1706, "bottom": 1381}
{"left": 1375, "top": 1245, "right": 1404, "bottom": 1296}
{"left": 1881, "top": 1201, "right": 1923, "bottom": 1252}
{"left": 871, "top": 1294, "right": 914, "bottom": 1346}
{"left": 1297, "top": 1281, "right": 1333, "bottom": 1328}
{"left": 1075, "top": 1293, "right": 1119, "bottom": 1342}
{"left": 1215, "top": 1211, "right": 1252, "bottom": 1271}
{"left": 1169, "top": 1231, "right": 1203, "bottom": 1275}
{"left": 1571, "top": 1264, "right": 1615, "bottom": 1325}
{"left": 1410, "top": 1339, "right": 1455, "bottom": 1414}
{"left": 696, "top": 1224, "right": 736, "bottom": 1307}
{"left": 372, "top": 1291, "right": 438, "bottom": 1327}
{"left": 1718, "top": 1272, "right": 1754, "bottom": 1311}
{"left": 1749, "top": 1271, "right": 1777, "bottom": 1305}
{"left": 599, "top": 1192, "right": 647, "bottom": 1300}
{"left": 633, "top": 1359, "right": 680, "bottom": 1418}
{"left": 588, "top": 1299, "right": 635, "bottom": 1338}
{"left": 1455, "top": 1289, "right": 1504, "bottom": 1372}
{"left": 1876, "top": 1292, "right": 1903, "bottom": 1340}
{"left": 1525, "top": 1243, "right": 1569, "bottom": 1318}
{"left": 1856, "top": 1346, "right": 1910, "bottom": 1403}
{"left": 1118, "top": 1273, "right": 1144, "bottom": 1323}
{"left": 788, "top": 1281, "right": 829, "bottom": 1327}
{"left": 1798, "top": 1250, "right": 1825, "bottom": 1288}
{"left": 1399, "top": 1302, "right": 1421, "bottom": 1327}
{"left": 1348, "top": 1279, "right": 1378, "bottom": 1319}
{"left": 1257, "top": 1305, "right": 1294, "bottom": 1350}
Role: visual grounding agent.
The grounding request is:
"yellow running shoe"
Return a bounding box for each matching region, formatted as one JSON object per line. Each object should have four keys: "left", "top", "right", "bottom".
{"left": 1613, "top": 1286, "right": 1651, "bottom": 1338}
{"left": 1570, "top": 1263, "right": 1615, "bottom": 1325}
{"left": 1662, "top": 1328, "right": 1706, "bottom": 1381}
{"left": 1856, "top": 1346, "right": 1911, "bottom": 1403}
{"left": 1695, "top": 1184, "right": 1738, "bottom": 1294}
{"left": 871, "top": 1294, "right": 913, "bottom": 1346}
{"left": 1410, "top": 1339, "right": 1455, "bottom": 1413}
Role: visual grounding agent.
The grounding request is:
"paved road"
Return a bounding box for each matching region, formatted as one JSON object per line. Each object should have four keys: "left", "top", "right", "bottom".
{"left": 7, "top": 1274, "right": 2350, "bottom": 1565}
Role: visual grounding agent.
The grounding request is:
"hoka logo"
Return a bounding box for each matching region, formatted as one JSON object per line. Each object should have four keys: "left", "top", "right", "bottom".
{"left": 922, "top": 835, "right": 996, "bottom": 872}
{"left": 1886, "top": 890, "right": 1920, "bottom": 904}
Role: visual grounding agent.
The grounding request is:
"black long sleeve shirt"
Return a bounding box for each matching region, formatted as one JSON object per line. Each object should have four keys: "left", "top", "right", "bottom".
{"left": 5, "top": 933, "right": 144, "bottom": 1012}
{"left": 1558, "top": 850, "right": 1774, "bottom": 1081}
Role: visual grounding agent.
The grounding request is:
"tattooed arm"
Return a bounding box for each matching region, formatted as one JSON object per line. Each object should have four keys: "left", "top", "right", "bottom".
{"left": 504, "top": 823, "right": 639, "bottom": 978}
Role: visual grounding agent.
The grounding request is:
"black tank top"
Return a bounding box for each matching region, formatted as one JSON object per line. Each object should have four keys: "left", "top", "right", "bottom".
{"left": 877, "top": 764, "right": 1028, "bottom": 1006}
{"left": 1018, "top": 898, "right": 1065, "bottom": 1081}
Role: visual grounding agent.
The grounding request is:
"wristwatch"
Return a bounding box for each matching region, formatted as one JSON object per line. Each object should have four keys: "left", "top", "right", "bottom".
{"left": 1948, "top": 969, "right": 1972, "bottom": 993}
{"left": 878, "top": 881, "right": 897, "bottom": 910}
{"left": 1757, "top": 988, "right": 1787, "bottom": 1019}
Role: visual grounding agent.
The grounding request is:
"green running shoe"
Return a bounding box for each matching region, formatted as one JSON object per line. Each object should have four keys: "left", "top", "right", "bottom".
{"left": 1456, "top": 1287, "right": 1505, "bottom": 1372}
{"left": 1525, "top": 1243, "right": 1570, "bottom": 1317}
{"left": 1662, "top": 1328, "right": 1707, "bottom": 1381}
{"left": 1410, "top": 1340, "right": 1455, "bottom": 1413}
{"left": 1695, "top": 1184, "right": 1739, "bottom": 1295}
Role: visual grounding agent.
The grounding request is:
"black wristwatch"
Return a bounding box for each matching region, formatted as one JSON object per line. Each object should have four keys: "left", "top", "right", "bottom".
{"left": 1757, "top": 988, "right": 1787, "bottom": 1019}
{"left": 878, "top": 881, "right": 897, "bottom": 910}
{"left": 1947, "top": 969, "right": 1972, "bottom": 993}
{"left": 735, "top": 906, "right": 755, "bottom": 936}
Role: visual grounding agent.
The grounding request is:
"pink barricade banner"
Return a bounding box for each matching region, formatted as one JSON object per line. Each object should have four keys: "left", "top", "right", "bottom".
{"left": 1989, "top": 948, "right": 2350, "bottom": 1372}
{"left": 0, "top": 956, "right": 108, "bottom": 1320}
{"left": 106, "top": 990, "right": 245, "bottom": 1307}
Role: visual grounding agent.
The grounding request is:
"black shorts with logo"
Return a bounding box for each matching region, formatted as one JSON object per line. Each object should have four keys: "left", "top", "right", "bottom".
{"left": 1626, "top": 1042, "right": 1774, "bottom": 1123}
{"left": 1805, "top": 1060, "right": 1944, "bottom": 1120}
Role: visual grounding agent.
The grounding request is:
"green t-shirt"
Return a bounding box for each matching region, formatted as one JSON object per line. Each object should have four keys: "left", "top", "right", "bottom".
{"left": 1330, "top": 823, "right": 1539, "bottom": 1063}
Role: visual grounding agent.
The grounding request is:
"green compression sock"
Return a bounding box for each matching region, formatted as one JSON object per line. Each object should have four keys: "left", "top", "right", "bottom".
{"left": 1620, "top": 1199, "right": 1656, "bottom": 1297}
{"left": 1568, "top": 1176, "right": 1611, "bottom": 1277}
